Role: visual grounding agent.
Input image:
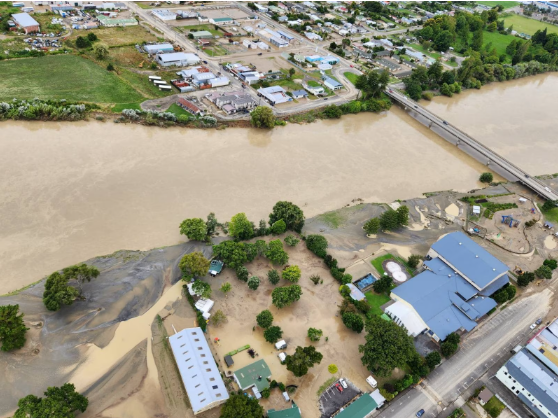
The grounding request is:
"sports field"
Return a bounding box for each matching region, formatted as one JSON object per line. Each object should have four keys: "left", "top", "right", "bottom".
{"left": 0, "top": 55, "right": 145, "bottom": 103}
{"left": 503, "top": 14, "right": 558, "bottom": 35}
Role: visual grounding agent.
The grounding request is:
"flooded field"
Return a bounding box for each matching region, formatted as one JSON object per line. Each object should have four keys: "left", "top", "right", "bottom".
{"left": 0, "top": 108, "right": 490, "bottom": 294}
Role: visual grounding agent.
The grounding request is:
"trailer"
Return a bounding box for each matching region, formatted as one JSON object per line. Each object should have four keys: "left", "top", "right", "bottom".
{"left": 159, "top": 85, "right": 172, "bottom": 91}
{"left": 148, "top": 75, "right": 162, "bottom": 81}
{"left": 153, "top": 80, "right": 167, "bottom": 85}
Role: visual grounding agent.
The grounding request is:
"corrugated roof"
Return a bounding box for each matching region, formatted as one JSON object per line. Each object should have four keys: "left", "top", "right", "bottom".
{"left": 12, "top": 13, "right": 39, "bottom": 27}
{"left": 431, "top": 232, "right": 509, "bottom": 289}
{"left": 335, "top": 393, "right": 378, "bottom": 418}
{"left": 233, "top": 359, "right": 271, "bottom": 391}
{"left": 267, "top": 403, "right": 302, "bottom": 418}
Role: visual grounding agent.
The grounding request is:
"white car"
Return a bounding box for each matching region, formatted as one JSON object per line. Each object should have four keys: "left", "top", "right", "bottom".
{"left": 339, "top": 378, "right": 348, "bottom": 389}
{"left": 530, "top": 323, "right": 537, "bottom": 330}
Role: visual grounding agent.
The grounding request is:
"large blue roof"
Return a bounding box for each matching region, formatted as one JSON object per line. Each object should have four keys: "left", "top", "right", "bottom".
{"left": 431, "top": 232, "right": 509, "bottom": 289}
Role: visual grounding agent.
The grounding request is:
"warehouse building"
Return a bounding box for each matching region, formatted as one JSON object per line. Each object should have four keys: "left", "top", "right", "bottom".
{"left": 144, "top": 43, "right": 174, "bottom": 54}
{"left": 12, "top": 12, "right": 40, "bottom": 33}
{"left": 156, "top": 52, "right": 200, "bottom": 67}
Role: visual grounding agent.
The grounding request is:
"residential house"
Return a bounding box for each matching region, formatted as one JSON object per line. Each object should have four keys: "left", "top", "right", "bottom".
{"left": 168, "top": 328, "right": 228, "bottom": 414}
{"left": 233, "top": 359, "right": 271, "bottom": 398}
{"left": 292, "top": 89, "right": 308, "bottom": 99}
{"left": 253, "top": 3, "right": 268, "bottom": 12}
{"left": 303, "top": 83, "right": 324, "bottom": 95}
{"left": 177, "top": 98, "right": 204, "bottom": 116}
{"left": 11, "top": 13, "right": 40, "bottom": 33}
{"left": 304, "top": 32, "right": 322, "bottom": 41}
{"left": 258, "top": 86, "right": 292, "bottom": 104}
{"left": 387, "top": 232, "right": 509, "bottom": 341}
{"left": 323, "top": 76, "right": 343, "bottom": 91}
{"left": 478, "top": 388, "right": 493, "bottom": 406}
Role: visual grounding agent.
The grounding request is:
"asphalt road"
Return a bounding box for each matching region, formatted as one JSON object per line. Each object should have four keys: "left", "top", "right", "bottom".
{"left": 376, "top": 288, "right": 553, "bottom": 418}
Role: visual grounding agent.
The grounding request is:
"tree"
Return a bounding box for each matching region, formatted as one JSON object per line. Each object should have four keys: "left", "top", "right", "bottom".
{"left": 179, "top": 252, "right": 210, "bottom": 280}
{"left": 342, "top": 312, "right": 364, "bottom": 333}
{"left": 220, "top": 391, "right": 263, "bottom": 418}
{"left": 212, "top": 241, "right": 247, "bottom": 270}
{"left": 288, "top": 67, "right": 295, "bottom": 78}
{"left": 87, "top": 32, "right": 98, "bottom": 42}
{"left": 433, "top": 30, "right": 452, "bottom": 51}
{"left": 407, "top": 254, "right": 422, "bottom": 269}
{"left": 479, "top": 172, "right": 493, "bottom": 183}
{"left": 284, "top": 235, "right": 299, "bottom": 247}
{"left": 192, "top": 280, "right": 212, "bottom": 298}
{"left": 440, "top": 82, "right": 453, "bottom": 97}
{"left": 250, "top": 106, "right": 275, "bottom": 128}
{"left": 379, "top": 209, "right": 400, "bottom": 231}
{"left": 43, "top": 272, "right": 79, "bottom": 311}
{"left": 0, "top": 305, "right": 28, "bottom": 352}
{"left": 364, "top": 218, "right": 380, "bottom": 234}
{"left": 229, "top": 213, "right": 254, "bottom": 240}
{"left": 271, "top": 285, "right": 302, "bottom": 308}
{"left": 270, "top": 219, "right": 287, "bottom": 235}
{"left": 285, "top": 345, "right": 323, "bottom": 377}
{"left": 62, "top": 263, "right": 100, "bottom": 295}
{"left": 247, "top": 276, "right": 260, "bottom": 290}
{"left": 269, "top": 201, "right": 305, "bottom": 233}
{"left": 425, "top": 351, "right": 442, "bottom": 369}
{"left": 106, "top": 63, "right": 115, "bottom": 71}
{"left": 493, "top": 287, "right": 510, "bottom": 304}
{"left": 211, "top": 309, "right": 227, "bottom": 326}
{"left": 310, "top": 274, "right": 320, "bottom": 285}
{"left": 179, "top": 218, "right": 207, "bottom": 241}
{"left": 487, "top": 21, "right": 497, "bottom": 32}
{"left": 441, "top": 341, "right": 458, "bottom": 357}
{"left": 328, "top": 364, "right": 338, "bottom": 374}
{"left": 307, "top": 327, "right": 323, "bottom": 342}
{"left": 220, "top": 282, "right": 232, "bottom": 294}
{"left": 265, "top": 239, "right": 289, "bottom": 265}
{"left": 93, "top": 42, "right": 109, "bottom": 59}
{"left": 542, "top": 200, "right": 558, "bottom": 211}
{"left": 405, "top": 78, "right": 423, "bottom": 101}
{"left": 536, "top": 265, "right": 553, "bottom": 280}
{"left": 14, "top": 383, "right": 88, "bottom": 418}
{"left": 396, "top": 205, "right": 409, "bottom": 226}
{"left": 518, "top": 271, "right": 535, "bottom": 287}
{"left": 268, "top": 269, "right": 280, "bottom": 285}
{"left": 323, "top": 104, "right": 343, "bottom": 119}
{"left": 75, "top": 36, "right": 91, "bottom": 48}
{"left": 305, "top": 234, "right": 328, "bottom": 258}
{"left": 256, "top": 310, "right": 274, "bottom": 329}
{"left": 359, "top": 316, "right": 416, "bottom": 377}
{"left": 282, "top": 265, "right": 301, "bottom": 283}
{"left": 506, "top": 285, "right": 517, "bottom": 300}
{"left": 264, "top": 325, "right": 283, "bottom": 343}
{"left": 472, "top": 28, "right": 484, "bottom": 51}
{"left": 236, "top": 266, "right": 249, "bottom": 282}
{"left": 373, "top": 275, "right": 393, "bottom": 294}
{"left": 544, "top": 259, "right": 558, "bottom": 270}
{"left": 355, "top": 70, "right": 389, "bottom": 99}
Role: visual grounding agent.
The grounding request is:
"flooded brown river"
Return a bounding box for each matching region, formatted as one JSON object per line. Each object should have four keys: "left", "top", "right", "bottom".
{"left": 0, "top": 73, "right": 557, "bottom": 294}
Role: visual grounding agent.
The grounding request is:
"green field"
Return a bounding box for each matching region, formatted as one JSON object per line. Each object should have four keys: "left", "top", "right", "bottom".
{"left": 166, "top": 103, "right": 189, "bottom": 116}
{"left": 371, "top": 253, "right": 414, "bottom": 276}
{"left": 477, "top": 1, "right": 519, "bottom": 9}
{"left": 344, "top": 72, "right": 359, "bottom": 85}
{"left": 0, "top": 55, "right": 146, "bottom": 103}
{"left": 365, "top": 291, "right": 391, "bottom": 317}
{"left": 502, "top": 14, "right": 558, "bottom": 35}
{"left": 111, "top": 102, "right": 142, "bottom": 112}
{"left": 481, "top": 30, "right": 515, "bottom": 58}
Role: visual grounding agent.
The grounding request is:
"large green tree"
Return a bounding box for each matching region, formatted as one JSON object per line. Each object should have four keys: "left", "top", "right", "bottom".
{"left": 264, "top": 325, "right": 283, "bottom": 343}
{"left": 179, "top": 218, "right": 207, "bottom": 241}
{"left": 373, "top": 275, "right": 393, "bottom": 294}
{"left": 256, "top": 310, "right": 273, "bottom": 329}
{"left": 363, "top": 218, "right": 380, "bottom": 235}
{"left": 342, "top": 312, "right": 364, "bottom": 333}
{"left": 14, "top": 383, "right": 88, "bottom": 418}
{"left": 250, "top": 106, "right": 275, "bottom": 128}
{"left": 271, "top": 285, "right": 302, "bottom": 308}
{"left": 265, "top": 239, "right": 289, "bottom": 265}
{"left": 221, "top": 391, "right": 263, "bottom": 418}
{"left": 359, "top": 316, "right": 416, "bottom": 377}
{"left": 269, "top": 201, "right": 305, "bottom": 233}
{"left": 212, "top": 241, "right": 248, "bottom": 270}
{"left": 229, "top": 213, "right": 254, "bottom": 240}
{"left": 355, "top": 69, "right": 389, "bottom": 99}
{"left": 282, "top": 265, "right": 301, "bottom": 283}
{"left": 0, "top": 304, "right": 28, "bottom": 351}
{"left": 62, "top": 264, "right": 100, "bottom": 295}
{"left": 285, "top": 346, "right": 323, "bottom": 377}
{"left": 179, "top": 252, "right": 210, "bottom": 280}
{"left": 379, "top": 209, "right": 400, "bottom": 231}
{"left": 43, "top": 272, "right": 79, "bottom": 311}
{"left": 305, "top": 234, "right": 328, "bottom": 258}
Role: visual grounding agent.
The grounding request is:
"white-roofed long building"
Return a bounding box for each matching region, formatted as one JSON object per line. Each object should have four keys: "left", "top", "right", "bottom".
{"left": 156, "top": 52, "right": 200, "bottom": 67}
{"left": 169, "top": 327, "right": 229, "bottom": 414}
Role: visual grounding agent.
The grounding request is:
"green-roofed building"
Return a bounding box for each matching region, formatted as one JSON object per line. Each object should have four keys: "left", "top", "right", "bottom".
{"left": 233, "top": 359, "right": 271, "bottom": 391}
{"left": 192, "top": 30, "right": 214, "bottom": 39}
{"left": 335, "top": 393, "right": 382, "bottom": 418}
{"left": 268, "top": 402, "right": 302, "bottom": 418}
{"left": 211, "top": 17, "right": 233, "bottom": 23}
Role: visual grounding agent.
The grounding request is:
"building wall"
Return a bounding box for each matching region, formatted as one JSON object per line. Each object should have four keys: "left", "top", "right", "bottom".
{"left": 19, "top": 24, "right": 40, "bottom": 33}
{"left": 496, "top": 365, "right": 557, "bottom": 418}
{"left": 387, "top": 294, "right": 430, "bottom": 337}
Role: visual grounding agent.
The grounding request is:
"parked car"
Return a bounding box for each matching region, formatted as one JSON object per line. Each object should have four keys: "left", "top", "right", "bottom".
{"left": 416, "top": 409, "right": 425, "bottom": 417}
{"left": 443, "top": 121, "right": 448, "bottom": 125}
{"left": 536, "top": 318, "right": 543, "bottom": 325}
{"left": 202, "top": 60, "right": 208, "bottom": 64}
{"left": 258, "top": 52, "right": 263, "bottom": 55}
{"left": 335, "top": 383, "right": 343, "bottom": 393}
{"left": 530, "top": 323, "right": 537, "bottom": 330}
{"left": 339, "top": 378, "right": 348, "bottom": 389}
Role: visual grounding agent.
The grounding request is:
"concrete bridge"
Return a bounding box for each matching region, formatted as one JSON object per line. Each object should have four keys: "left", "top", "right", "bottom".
{"left": 386, "top": 88, "right": 558, "bottom": 201}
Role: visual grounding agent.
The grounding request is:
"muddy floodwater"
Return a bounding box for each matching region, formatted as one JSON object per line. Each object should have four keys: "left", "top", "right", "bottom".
{"left": 0, "top": 73, "right": 557, "bottom": 294}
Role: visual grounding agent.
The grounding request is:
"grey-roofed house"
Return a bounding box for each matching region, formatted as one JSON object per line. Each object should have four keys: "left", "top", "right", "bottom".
{"left": 292, "top": 89, "right": 308, "bottom": 99}
{"left": 323, "top": 76, "right": 343, "bottom": 91}
{"left": 387, "top": 232, "right": 508, "bottom": 341}
{"left": 169, "top": 327, "right": 229, "bottom": 414}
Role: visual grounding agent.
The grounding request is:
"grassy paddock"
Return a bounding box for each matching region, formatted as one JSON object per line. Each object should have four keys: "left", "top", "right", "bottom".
{"left": 502, "top": 14, "right": 558, "bottom": 35}
{"left": 66, "top": 25, "right": 157, "bottom": 47}
{"left": 0, "top": 55, "right": 145, "bottom": 103}
{"left": 477, "top": 1, "right": 519, "bottom": 9}
{"left": 111, "top": 102, "right": 142, "bottom": 112}
{"left": 344, "top": 72, "right": 359, "bottom": 85}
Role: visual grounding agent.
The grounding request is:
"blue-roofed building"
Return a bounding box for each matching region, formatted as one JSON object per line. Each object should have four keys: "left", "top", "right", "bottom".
{"left": 323, "top": 76, "right": 343, "bottom": 91}
{"left": 386, "top": 232, "right": 509, "bottom": 341}
{"left": 496, "top": 324, "right": 558, "bottom": 418}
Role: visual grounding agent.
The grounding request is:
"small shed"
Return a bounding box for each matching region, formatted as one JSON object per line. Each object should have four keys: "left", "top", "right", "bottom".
{"left": 224, "top": 355, "right": 234, "bottom": 367}
{"left": 472, "top": 205, "right": 481, "bottom": 215}
{"left": 545, "top": 222, "right": 554, "bottom": 229}
{"left": 478, "top": 388, "right": 493, "bottom": 406}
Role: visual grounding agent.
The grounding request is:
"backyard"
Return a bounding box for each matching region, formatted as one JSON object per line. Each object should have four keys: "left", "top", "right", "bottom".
{"left": 365, "top": 291, "right": 391, "bottom": 317}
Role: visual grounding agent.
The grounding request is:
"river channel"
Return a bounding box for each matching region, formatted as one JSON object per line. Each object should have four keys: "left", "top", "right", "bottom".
{"left": 0, "top": 73, "right": 557, "bottom": 294}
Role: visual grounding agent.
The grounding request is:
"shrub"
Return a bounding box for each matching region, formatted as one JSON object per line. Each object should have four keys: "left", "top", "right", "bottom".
{"left": 307, "top": 327, "right": 323, "bottom": 342}
{"left": 342, "top": 312, "right": 364, "bottom": 333}
{"left": 354, "top": 299, "right": 371, "bottom": 314}
{"left": 270, "top": 219, "right": 287, "bottom": 235}
{"left": 425, "top": 351, "right": 441, "bottom": 369}
{"left": 340, "top": 285, "right": 351, "bottom": 298}
{"left": 265, "top": 239, "right": 289, "bottom": 265}
{"left": 220, "top": 282, "right": 232, "bottom": 294}
{"left": 261, "top": 388, "right": 270, "bottom": 398}
{"left": 330, "top": 267, "right": 344, "bottom": 282}
{"left": 341, "top": 274, "right": 352, "bottom": 285}
{"left": 284, "top": 235, "right": 300, "bottom": 247}
{"left": 544, "top": 259, "right": 557, "bottom": 270}
{"left": 441, "top": 341, "right": 458, "bottom": 357}
{"left": 87, "top": 32, "right": 98, "bottom": 42}
{"left": 480, "top": 172, "right": 493, "bottom": 183}
{"left": 282, "top": 265, "right": 301, "bottom": 283}
{"left": 270, "top": 380, "right": 278, "bottom": 389}
{"left": 373, "top": 275, "right": 393, "bottom": 294}
{"left": 306, "top": 235, "right": 328, "bottom": 258}
{"left": 247, "top": 276, "right": 260, "bottom": 290}
{"left": 236, "top": 266, "right": 249, "bottom": 282}
{"left": 268, "top": 269, "right": 280, "bottom": 285}
{"left": 536, "top": 265, "right": 553, "bottom": 280}
{"left": 407, "top": 254, "right": 422, "bottom": 269}
{"left": 339, "top": 299, "right": 358, "bottom": 316}
{"left": 278, "top": 382, "right": 286, "bottom": 391}
{"left": 264, "top": 325, "right": 283, "bottom": 343}
{"left": 75, "top": 36, "right": 91, "bottom": 48}
{"left": 518, "top": 271, "right": 535, "bottom": 287}
{"left": 328, "top": 364, "right": 338, "bottom": 374}
{"left": 256, "top": 310, "right": 274, "bottom": 329}
{"left": 106, "top": 62, "right": 115, "bottom": 71}
{"left": 309, "top": 274, "right": 320, "bottom": 285}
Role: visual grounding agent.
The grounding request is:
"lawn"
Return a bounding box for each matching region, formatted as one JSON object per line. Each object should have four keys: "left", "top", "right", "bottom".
{"left": 0, "top": 55, "right": 146, "bottom": 103}
{"left": 483, "top": 396, "right": 505, "bottom": 417}
{"left": 542, "top": 207, "right": 558, "bottom": 224}
{"left": 481, "top": 30, "right": 515, "bottom": 58}
{"left": 371, "top": 253, "right": 414, "bottom": 276}
{"left": 344, "top": 72, "right": 359, "bottom": 85}
{"left": 166, "top": 103, "right": 189, "bottom": 116}
{"left": 177, "top": 24, "right": 223, "bottom": 37}
{"left": 365, "top": 291, "right": 391, "bottom": 317}
{"left": 408, "top": 43, "right": 442, "bottom": 59}
{"left": 308, "top": 80, "right": 321, "bottom": 87}
{"left": 502, "top": 14, "right": 558, "bottom": 36}
{"left": 111, "top": 102, "right": 142, "bottom": 112}
{"left": 477, "top": 1, "right": 519, "bottom": 9}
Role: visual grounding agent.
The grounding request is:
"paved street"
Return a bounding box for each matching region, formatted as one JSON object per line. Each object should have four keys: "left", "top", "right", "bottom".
{"left": 376, "top": 289, "right": 552, "bottom": 418}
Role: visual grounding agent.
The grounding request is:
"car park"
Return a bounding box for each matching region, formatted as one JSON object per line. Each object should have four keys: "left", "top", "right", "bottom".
{"left": 339, "top": 378, "right": 347, "bottom": 389}
{"left": 335, "top": 383, "right": 343, "bottom": 393}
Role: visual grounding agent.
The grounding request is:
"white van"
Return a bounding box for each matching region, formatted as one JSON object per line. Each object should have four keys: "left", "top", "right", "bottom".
{"left": 278, "top": 352, "right": 286, "bottom": 363}
{"left": 275, "top": 340, "right": 287, "bottom": 350}
{"left": 366, "top": 375, "right": 377, "bottom": 388}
